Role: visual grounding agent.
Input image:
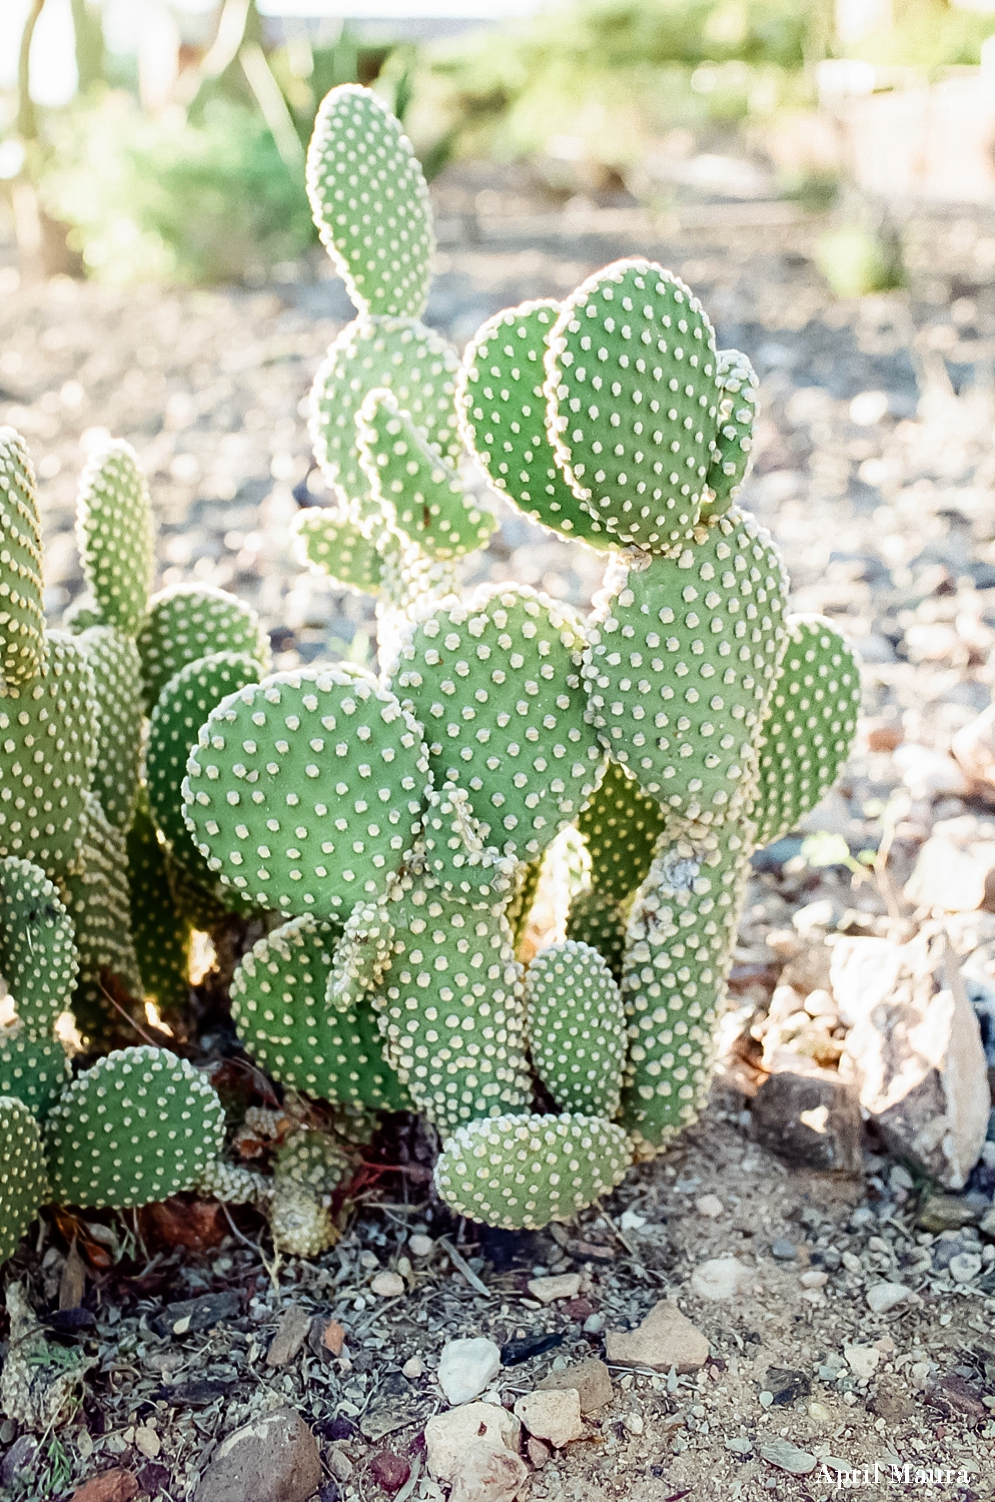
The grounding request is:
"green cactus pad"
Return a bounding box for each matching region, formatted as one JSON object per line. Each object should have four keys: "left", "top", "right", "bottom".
{"left": 620, "top": 825, "right": 751, "bottom": 1154}
{"left": 0, "top": 856, "right": 78, "bottom": 1037}
{"left": 127, "top": 797, "right": 191, "bottom": 1017}
{"left": 182, "top": 667, "right": 429, "bottom": 916}
{"left": 309, "top": 317, "right": 461, "bottom": 521}
{"left": 434, "top": 1111, "right": 632, "bottom": 1230}
{"left": 137, "top": 583, "right": 270, "bottom": 715}
{"left": 0, "top": 1034, "right": 71, "bottom": 1117}
{"left": 545, "top": 259, "right": 720, "bottom": 551}
{"left": 0, "top": 631, "right": 98, "bottom": 878}
{"left": 197, "top": 1159, "right": 270, "bottom": 1206}
{"left": 293, "top": 506, "right": 385, "bottom": 596}
{"left": 419, "top": 785, "right": 514, "bottom": 903}
{"left": 565, "top": 888, "right": 627, "bottom": 980}
{"left": 396, "top": 585, "right": 601, "bottom": 862}
{"left": 65, "top": 793, "right": 144, "bottom": 1041}
{"left": 373, "top": 878, "right": 531, "bottom": 1133}
{"left": 306, "top": 83, "right": 434, "bottom": 320}
{"left": 578, "top": 759, "right": 665, "bottom": 903}
{"left": 702, "top": 349, "right": 758, "bottom": 519}
{"left": 358, "top": 388, "right": 496, "bottom": 560}
{"left": 0, "top": 1096, "right": 48, "bottom": 1264}
{"left": 325, "top": 896, "right": 395, "bottom": 1012}
{"left": 231, "top": 915, "right": 410, "bottom": 1111}
{"left": 584, "top": 509, "right": 788, "bottom": 824}
{"left": 77, "top": 625, "right": 143, "bottom": 829}
{"left": 75, "top": 439, "right": 154, "bottom": 636}
{"left": 523, "top": 940, "right": 626, "bottom": 1117}
{"left": 456, "top": 300, "right": 611, "bottom": 549}
{"left": 0, "top": 429, "right": 45, "bottom": 685}
{"left": 147, "top": 651, "right": 264, "bottom": 875}
{"left": 45, "top": 1045, "right": 225, "bottom": 1209}
{"left": 754, "top": 615, "right": 861, "bottom": 849}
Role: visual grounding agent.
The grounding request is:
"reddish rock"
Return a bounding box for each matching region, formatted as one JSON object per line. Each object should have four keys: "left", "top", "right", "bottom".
{"left": 70, "top": 1472, "right": 139, "bottom": 1502}
{"left": 370, "top": 1451, "right": 411, "bottom": 1493}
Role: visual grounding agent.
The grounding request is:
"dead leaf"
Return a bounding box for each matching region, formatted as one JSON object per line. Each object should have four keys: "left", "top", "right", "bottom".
{"left": 69, "top": 1469, "right": 139, "bottom": 1502}
{"left": 321, "top": 1318, "right": 346, "bottom": 1355}
{"left": 141, "top": 1195, "right": 227, "bottom": 1252}
{"left": 59, "top": 1241, "right": 87, "bottom": 1311}
{"left": 52, "top": 1210, "right": 115, "bottom": 1271}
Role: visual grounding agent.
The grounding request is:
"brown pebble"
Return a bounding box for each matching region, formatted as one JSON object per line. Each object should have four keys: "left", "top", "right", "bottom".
{"left": 369, "top": 1451, "right": 410, "bottom": 1493}
{"left": 321, "top": 1319, "right": 346, "bottom": 1356}
{"left": 563, "top": 1298, "right": 594, "bottom": 1321}
{"left": 527, "top": 1436, "right": 551, "bottom": 1468}
{"left": 70, "top": 1473, "right": 139, "bottom": 1502}
{"left": 867, "top": 725, "right": 903, "bottom": 752}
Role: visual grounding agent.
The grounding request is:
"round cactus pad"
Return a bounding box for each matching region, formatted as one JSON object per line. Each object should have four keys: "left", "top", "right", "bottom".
{"left": 0, "top": 856, "right": 78, "bottom": 1035}
{"left": 523, "top": 940, "right": 626, "bottom": 1117}
{"left": 75, "top": 439, "right": 154, "bottom": 636}
{"left": 0, "top": 1096, "right": 48, "bottom": 1263}
{"left": 293, "top": 507, "right": 385, "bottom": 596}
{"left": 0, "top": 428, "right": 45, "bottom": 685}
{"left": 0, "top": 1034, "right": 71, "bottom": 1117}
{"left": 137, "top": 584, "right": 270, "bottom": 715}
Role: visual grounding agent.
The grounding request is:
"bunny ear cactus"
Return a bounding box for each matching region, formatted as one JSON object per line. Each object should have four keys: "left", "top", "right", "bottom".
{"left": 0, "top": 1097, "right": 49, "bottom": 1263}
{"left": 76, "top": 624, "right": 143, "bottom": 830}
{"left": 0, "top": 857, "right": 77, "bottom": 1038}
{"left": 0, "top": 428, "right": 45, "bottom": 685}
{"left": 293, "top": 507, "right": 386, "bottom": 596}
{"left": 137, "top": 583, "right": 271, "bottom": 716}
{"left": 75, "top": 439, "right": 154, "bottom": 636}
{"left": 523, "top": 940, "right": 626, "bottom": 1118}
{"left": 65, "top": 792, "right": 145, "bottom": 1040}
{"left": 702, "top": 349, "right": 759, "bottom": 519}
{"left": 126, "top": 796, "right": 192, "bottom": 1018}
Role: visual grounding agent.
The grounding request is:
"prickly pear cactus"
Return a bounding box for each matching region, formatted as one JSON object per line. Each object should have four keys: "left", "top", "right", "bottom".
{"left": 0, "top": 428, "right": 45, "bottom": 685}
{"left": 0, "top": 1097, "right": 49, "bottom": 1263}
{"left": 77, "top": 624, "right": 143, "bottom": 829}
{"left": 524, "top": 940, "right": 626, "bottom": 1118}
{"left": 75, "top": 439, "right": 154, "bottom": 636}
{"left": 137, "top": 583, "right": 270, "bottom": 715}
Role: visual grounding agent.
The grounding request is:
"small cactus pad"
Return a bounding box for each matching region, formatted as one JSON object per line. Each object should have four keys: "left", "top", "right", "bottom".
{"left": 565, "top": 888, "right": 627, "bottom": 979}
{"left": 584, "top": 510, "right": 788, "bottom": 823}
{"left": 419, "top": 784, "right": 514, "bottom": 903}
{"left": 373, "top": 879, "right": 531, "bottom": 1133}
{"left": 147, "top": 651, "right": 263, "bottom": 873}
{"left": 702, "top": 349, "right": 758, "bottom": 519}
{"left": 65, "top": 793, "right": 144, "bottom": 1041}
{"left": 306, "top": 84, "right": 434, "bottom": 320}
{"left": 0, "top": 857, "right": 78, "bottom": 1036}
{"left": 434, "top": 1112, "right": 632, "bottom": 1230}
{"left": 620, "top": 826, "right": 750, "bottom": 1153}
{"left": 183, "top": 668, "right": 428, "bottom": 915}
{"left": 754, "top": 616, "right": 861, "bottom": 848}
{"left": 75, "top": 440, "right": 154, "bottom": 636}
{"left": 77, "top": 625, "right": 143, "bottom": 829}
{"left": 0, "top": 1034, "right": 71, "bottom": 1118}
{"left": 523, "top": 940, "right": 626, "bottom": 1117}
{"left": 309, "top": 317, "right": 461, "bottom": 520}
{"left": 578, "top": 759, "right": 665, "bottom": 903}
{"left": 545, "top": 259, "right": 719, "bottom": 550}
{"left": 45, "top": 1045, "right": 225, "bottom": 1209}
{"left": 396, "top": 585, "right": 601, "bottom": 862}
{"left": 197, "top": 1160, "right": 269, "bottom": 1206}
{"left": 457, "top": 300, "right": 610, "bottom": 548}
{"left": 137, "top": 584, "right": 270, "bottom": 715}
{"left": 293, "top": 507, "right": 385, "bottom": 596}
{"left": 357, "top": 389, "right": 496, "bottom": 560}
{"left": 127, "top": 798, "right": 191, "bottom": 1017}
{"left": 0, "top": 632, "right": 98, "bottom": 878}
{"left": 0, "top": 429, "right": 45, "bottom": 684}
{"left": 0, "top": 1097, "right": 48, "bottom": 1263}
{"left": 231, "top": 915, "right": 410, "bottom": 1111}
{"left": 268, "top": 1180, "right": 335, "bottom": 1257}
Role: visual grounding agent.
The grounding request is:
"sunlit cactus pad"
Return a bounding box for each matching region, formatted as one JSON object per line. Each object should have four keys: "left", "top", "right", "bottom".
{"left": 75, "top": 439, "right": 154, "bottom": 636}
{"left": 294, "top": 507, "right": 385, "bottom": 595}
{"left": 0, "top": 1096, "right": 49, "bottom": 1264}
{"left": 137, "top": 583, "right": 270, "bottom": 715}
{"left": 0, "top": 427, "right": 45, "bottom": 685}
{"left": 77, "top": 624, "right": 143, "bottom": 829}
{"left": 434, "top": 1112, "right": 632, "bottom": 1230}
{"left": 45, "top": 1046, "right": 225, "bottom": 1209}
{"left": 524, "top": 940, "right": 626, "bottom": 1117}
{"left": 578, "top": 759, "right": 666, "bottom": 903}
{"left": 0, "top": 1035, "right": 71, "bottom": 1118}
{"left": 0, "top": 857, "right": 78, "bottom": 1036}
{"left": 703, "top": 348, "right": 759, "bottom": 518}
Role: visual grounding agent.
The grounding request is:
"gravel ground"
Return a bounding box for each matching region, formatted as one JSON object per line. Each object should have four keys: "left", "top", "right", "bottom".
{"left": 3, "top": 167, "right": 995, "bottom": 1501}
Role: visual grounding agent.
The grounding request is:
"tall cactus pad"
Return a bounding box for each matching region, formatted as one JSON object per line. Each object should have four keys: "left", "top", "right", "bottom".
{"left": 457, "top": 301, "right": 610, "bottom": 548}
{"left": 578, "top": 760, "right": 665, "bottom": 903}
{"left": 147, "top": 652, "right": 263, "bottom": 873}
{"left": 435, "top": 1112, "right": 632, "bottom": 1230}
{"left": 0, "top": 1097, "right": 48, "bottom": 1264}
{"left": 0, "top": 429, "right": 45, "bottom": 684}
{"left": 703, "top": 349, "right": 758, "bottom": 519}
{"left": 0, "top": 632, "right": 98, "bottom": 878}
{"left": 306, "top": 83, "right": 434, "bottom": 320}
{"left": 0, "top": 1036, "right": 71, "bottom": 1117}
{"left": 183, "top": 668, "right": 428, "bottom": 915}
{"left": 397, "top": 585, "right": 601, "bottom": 862}
{"left": 358, "top": 389, "right": 496, "bottom": 560}
{"left": 0, "top": 857, "right": 77, "bottom": 1037}
{"left": 75, "top": 440, "right": 154, "bottom": 636}
{"left": 620, "top": 827, "right": 750, "bottom": 1153}
{"left": 77, "top": 625, "right": 143, "bottom": 829}
{"left": 309, "top": 318, "right": 461, "bottom": 520}
{"left": 65, "top": 793, "right": 144, "bottom": 1040}
{"left": 127, "top": 798, "right": 191, "bottom": 1017}
{"left": 45, "top": 1046, "right": 225, "bottom": 1209}
{"left": 523, "top": 941, "right": 626, "bottom": 1117}
{"left": 137, "top": 584, "right": 270, "bottom": 715}
{"left": 545, "top": 259, "right": 719, "bottom": 550}
{"left": 565, "top": 888, "right": 627, "bottom": 979}
{"left": 231, "top": 915, "right": 410, "bottom": 1111}
{"left": 584, "top": 510, "right": 788, "bottom": 823}
{"left": 373, "top": 880, "right": 531, "bottom": 1133}
{"left": 755, "top": 616, "right": 861, "bottom": 849}
{"left": 293, "top": 507, "right": 385, "bottom": 596}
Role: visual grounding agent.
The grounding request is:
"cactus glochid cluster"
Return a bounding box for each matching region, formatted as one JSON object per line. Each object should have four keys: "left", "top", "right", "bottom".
{"left": 0, "top": 86, "right": 861, "bottom": 1260}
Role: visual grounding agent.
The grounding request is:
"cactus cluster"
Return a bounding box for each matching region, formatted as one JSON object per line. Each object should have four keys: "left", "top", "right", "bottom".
{"left": 0, "top": 85, "right": 861, "bottom": 1266}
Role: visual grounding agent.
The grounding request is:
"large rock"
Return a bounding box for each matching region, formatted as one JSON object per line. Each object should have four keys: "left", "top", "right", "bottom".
{"left": 605, "top": 1300, "right": 708, "bottom": 1371}
{"left": 514, "top": 1389, "right": 583, "bottom": 1449}
{"left": 436, "top": 1337, "right": 502, "bottom": 1406}
{"left": 750, "top": 1069, "right": 863, "bottom": 1173}
{"left": 194, "top": 1408, "right": 321, "bottom": 1502}
{"left": 904, "top": 819, "right": 995, "bottom": 914}
{"left": 425, "top": 1403, "right": 526, "bottom": 1502}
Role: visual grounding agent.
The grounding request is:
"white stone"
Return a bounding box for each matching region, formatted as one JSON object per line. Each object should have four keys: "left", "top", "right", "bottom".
{"left": 370, "top": 1271, "right": 405, "bottom": 1298}
{"left": 905, "top": 834, "right": 995, "bottom": 914}
{"left": 514, "top": 1388, "right": 583, "bottom": 1448}
{"left": 843, "top": 1344, "right": 880, "bottom": 1380}
{"left": 409, "top": 1234, "right": 434, "bottom": 1258}
{"left": 425, "top": 1403, "right": 525, "bottom": 1502}
{"left": 830, "top": 937, "right": 904, "bottom": 1028}
{"left": 892, "top": 744, "right": 969, "bottom": 801}
{"left": 949, "top": 1252, "right": 982, "bottom": 1284}
{"left": 437, "top": 1337, "right": 502, "bottom": 1406}
{"left": 690, "top": 1257, "right": 753, "bottom": 1301}
{"left": 695, "top": 1194, "right": 724, "bottom": 1218}
{"left": 866, "top": 1282, "right": 913, "bottom": 1314}
{"left": 800, "top": 1270, "right": 828, "bottom": 1288}
{"left": 526, "top": 1273, "right": 581, "bottom": 1304}
{"left": 402, "top": 1356, "right": 424, "bottom": 1380}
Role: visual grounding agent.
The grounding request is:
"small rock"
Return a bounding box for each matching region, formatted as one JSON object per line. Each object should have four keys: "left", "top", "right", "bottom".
{"left": 949, "top": 1252, "right": 983, "bottom": 1283}
{"left": 402, "top": 1356, "right": 424, "bottom": 1380}
{"left": 69, "top": 1473, "right": 139, "bottom": 1502}
{"left": 152, "top": 1291, "right": 241, "bottom": 1339}
{"left": 759, "top": 1439, "right": 818, "bottom": 1476}
{"left": 750, "top": 1070, "right": 863, "bottom": 1173}
{"left": 618, "top": 1209, "right": 646, "bottom": 1231}
{"left": 904, "top": 835, "right": 995, "bottom": 914}
{"left": 321, "top": 1319, "right": 346, "bottom": 1356}
{"left": 514, "top": 1389, "right": 583, "bottom": 1449}
{"left": 952, "top": 704, "right": 995, "bottom": 798}
{"left": 807, "top": 1401, "right": 832, "bottom": 1424}
{"left": 371, "top": 1272, "right": 405, "bottom": 1299}
{"left": 193, "top": 1408, "right": 321, "bottom": 1502}
{"left": 980, "top": 1205, "right": 995, "bottom": 1237}
{"left": 868, "top": 1386, "right": 915, "bottom": 1423}
{"left": 927, "top": 1374, "right": 988, "bottom": 1424}
{"left": 726, "top": 1436, "right": 753, "bottom": 1455}
{"left": 526, "top": 1273, "right": 581, "bottom": 1304}
{"left": 408, "top": 1234, "right": 434, "bottom": 1258}
{"left": 526, "top": 1436, "right": 550, "bottom": 1468}
{"left": 437, "top": 1337, "right": 502, "bottom": 1406}
{"left": 318, "top": 1484, "right": 340, "bottom": 1502}
{"left": 623, "top": 1412, "right": 644, "bottom": 1434}
{"left": 370, "top": 1451, "right": 410, "bottom": 1494}
{"left": 425, "top": 1403, "right": 526, "bottom": 1502}
{"left": 695, "top": 1194, "right": 724, "bottom": 1218}
{"left": 843, "top": 1344, "right": 880, "bottom": 1380}
{"left": 917, "top": 1194, "right": 988, "bottom": 1232}
{"left": 771, "top": 1238, "right": 796, "bottom": 1261}
{"left": 133, "top": 1427, "right": 160, "bottom": 1460}
{"left": 1, "top": 1436, "right": 37, "bottom": 1489}
{"left": 266, "top": 1305, "right": 311, "bottom": 1368}
{"left": 690, "top": 1257, "right": 753, "bottom": 1301}
{"left": 866, "top": 1282, "right": 913, "bottom": 1314}
{"left": 327, "top": 1451, "right": 353, "bottom": 1483}
{"left": 892, "top": 744, "right": 969, "bottom": 801}
{"left": 605, "top": 1300, "right": 709, "bottom": 1371}
{"left": 800, "top": 1271, "right": 828, "bottom": 1288}
{"left": 537, "top": 1356, "right": 613, "bottom": 1414}
{"left": 764, "top": 1367, "right": 811, "bottom": 1405}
